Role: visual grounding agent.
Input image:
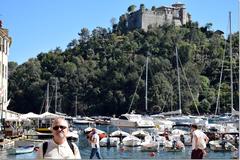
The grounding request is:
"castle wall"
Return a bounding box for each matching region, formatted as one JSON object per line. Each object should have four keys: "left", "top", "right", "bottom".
{"left": 127, "top": 3, "right": 190, "bottom": 31}
{"left": 127, "top": 10, "right": 142, "bottom": 30}
{"left": 141, "top": 10, "right": 166, "bottom": 31}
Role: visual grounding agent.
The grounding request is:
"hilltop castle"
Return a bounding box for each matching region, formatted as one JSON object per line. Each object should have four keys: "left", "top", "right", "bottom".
{"left": 127, "top": 2, "right": 191, "bottom": 31}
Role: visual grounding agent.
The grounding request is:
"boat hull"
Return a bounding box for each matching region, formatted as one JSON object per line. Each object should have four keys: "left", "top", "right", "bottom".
{"left": 7, "top": 145, "right": 35, "bottom": 155}
{"left": 110, "top": 119, "right": 137, "bottom": 128}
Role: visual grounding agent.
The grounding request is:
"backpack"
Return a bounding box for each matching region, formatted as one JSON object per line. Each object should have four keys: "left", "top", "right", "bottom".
{"left": 43, "top": 140, "right": 75, "bottom": 157}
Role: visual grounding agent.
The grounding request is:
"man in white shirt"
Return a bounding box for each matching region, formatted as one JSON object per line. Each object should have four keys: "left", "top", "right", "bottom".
{"left": 89, "top": 128, "right": 102, "bottom": 159}
{"left": 191, "top": 124, "right": 209, "bottom": 159}
{"left": 36, "top": 117, "right": 81, "bottom": 159}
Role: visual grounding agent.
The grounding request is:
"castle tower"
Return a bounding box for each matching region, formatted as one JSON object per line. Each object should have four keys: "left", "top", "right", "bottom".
{"left": 172, "top": 2, "right": 188, "bottom": 25}
{"left": 0, "top": 20, "right": 12, "bottom": 115}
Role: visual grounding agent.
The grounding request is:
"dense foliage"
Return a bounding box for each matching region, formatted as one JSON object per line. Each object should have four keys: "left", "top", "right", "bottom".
{"left": 8, "top": 19, "right": 239, "bottom": 116}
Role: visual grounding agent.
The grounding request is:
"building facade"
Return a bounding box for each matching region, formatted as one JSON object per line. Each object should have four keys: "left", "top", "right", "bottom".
{"left": 0, "top": 21, "right": 19, "bottom": 120}
{"left": 127, "top": 3, "right": 191, "bottom": 31}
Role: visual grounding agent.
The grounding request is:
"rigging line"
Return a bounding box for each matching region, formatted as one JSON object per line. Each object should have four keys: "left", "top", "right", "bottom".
{"left": 178, "top": 56, "right": 200, "bottom": 115}
{"left": 128, "top": 64, "right": 145, "bottom": 113}
{"left": 39, "top": 91, "right": 47, "bottom": 114}
{"left": 229, "top": 12, "right": 234, "bottom": 114}
{"left": 215, "top": 33, "right": 228, "bottom": 115}
{"left": 239, "top": 0, "right": 240, "bottom": 114}
{"left": 160, "top": 93, "right": 170, "bottom": 112}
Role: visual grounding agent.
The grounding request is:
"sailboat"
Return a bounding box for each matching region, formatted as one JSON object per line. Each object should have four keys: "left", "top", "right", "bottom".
{"left": 110, "top": 53, "right": 155, "bottom": 128}
{"left": 214, "top": 12, "right": 239, "bottom": 119}
{"left": 36, "top": 82, "right": 63, "bottom": 133}
{"left": 229, "top": 11, "right": 239, "bottom": 117}
{"left": 159, "top": 47, "right": 182, "bottom": 116}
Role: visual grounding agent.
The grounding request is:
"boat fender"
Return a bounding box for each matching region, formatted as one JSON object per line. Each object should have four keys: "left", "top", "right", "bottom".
{"left": 42, "top": 140, "right": 75, "bottom": 157}
{"left": 149, "top": 152, "right": 156, "bottom": 157}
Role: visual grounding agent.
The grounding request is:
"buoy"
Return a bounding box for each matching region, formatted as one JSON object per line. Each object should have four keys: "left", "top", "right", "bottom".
{"left": 34, "top": 146, "right": 39, "bottom": 152}
{"left": 149, "top": 152, "right": 155, "bottom": 157}
{"left": 120, "top": 147, "right": 125, "bottom": 152}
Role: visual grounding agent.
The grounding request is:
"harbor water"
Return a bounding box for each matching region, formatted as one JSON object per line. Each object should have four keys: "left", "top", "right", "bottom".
{"left": 0, "top": 124, "right": 238, "bottom": 159}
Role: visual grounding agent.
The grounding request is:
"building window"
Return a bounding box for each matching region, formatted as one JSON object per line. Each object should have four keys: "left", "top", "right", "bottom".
{"left": 5, "top": 65, "right": 7, "bottom": 79}
{"left": 4, "top": 39, "right": 6, "bottom": 53}
{"left": 0, "top": 37, "right": 3, "bottom": 52}
{"left": 2, "top": 64, "right": 4, "bottom": 78}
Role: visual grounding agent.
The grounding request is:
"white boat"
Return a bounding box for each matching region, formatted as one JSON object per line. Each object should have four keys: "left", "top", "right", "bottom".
{"left": 209, "top": 140, "right": 236, "bottom": 151}
{"left": 83, "top": 127, "right": 106, "bottom": 134}
{"left": 99, "top": 137, "right": 120, "bottom": 147}
{"left": 131, "top": 130, "right": 150, "bottom": 140}
{"left": 7, "top": 145, "right": 35, "bottom": 155}
{"left": 111, "top": 113, "right": 154, "bottom": 128}
{"left": 140, "top": 134, "right": 159, "bottom": 152}
{"left": 110, "top": 113, "right": 139, "bottom": 128}
{"left": 72, "top": 116, "right": 95, "bottom": 125}
{"left": 164, "top": 140, "right": 185, "bottom": 152}
{"left": 141, "top": 141, "right": 159, "bottom": 152}
{"left": 136, "top": 116, "right": 155, "bottom": 128}
{"left": 151, "top": 115, "right": 175, "bottom": 131}
{"left": 0, "top": 138, "right": 15, "bottom": 150}
{"left": 67, "top": 130, "right": 79, "bottom": 142}
{"left": 110, "top": 130, "right": 130, "bottom": 138}
{"left": 122, "top": 135, "right": 141, "bottom": 147}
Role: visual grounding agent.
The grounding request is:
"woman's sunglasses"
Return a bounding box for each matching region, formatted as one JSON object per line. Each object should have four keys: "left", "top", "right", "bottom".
{"left": 53, "top": 125, "right": 67, "bottom": 130}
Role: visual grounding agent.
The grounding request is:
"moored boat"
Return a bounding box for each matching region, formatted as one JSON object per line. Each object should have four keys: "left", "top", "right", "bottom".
{"left": 209, "top": 140, "right": 237, "bottom": 152}
{"left": 99, "top": 137, "right": 120, "bottom": 147}
{"left": 164, "top": 140, "right": 185, "bottom": 152}
{"left": 7, "top": 145, "right": 35, "bottom": 155}
{"left": 122, "top": 135, "right": 141, "bottom": 147}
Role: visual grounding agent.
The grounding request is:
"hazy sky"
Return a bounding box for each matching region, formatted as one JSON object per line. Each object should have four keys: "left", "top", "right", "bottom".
{"left": 0, "top": 0, "right": 239, "bottom": 64}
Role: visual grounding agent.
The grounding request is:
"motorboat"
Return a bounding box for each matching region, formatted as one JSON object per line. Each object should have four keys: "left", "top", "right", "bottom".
{"left": 99, "top": 137, "right": 120, "bottom": 147}
{"left": 110, "top": 113, "right": 139, "bottom": 128}
{"left": 131, "top": 130, "right": 150, "bottom": 140}
{"left": 67, "top": 130, "right": 79, "bottom": 142}
{"left": 141, "top": 141, "right": 159, "bottom": 152}
{"left": 110, "top": 130, "right": 130, "bottom": 138}
{"left": 141, "top": 135, "right": 159, "bottom": 152}
{"left": 110, "top": 113, "right": 154, "bottom": 128}
{"left": 7, "top": 145, "right": 35, "bottom": 155}
{"left": 122, "top": 135, "right": 141, "bottom": 147}
{"left": 164, "top": 140, "right": 185, "bottom": 152}
{"left": 209, "top": 140, "right": 236, "bottom": 151}
{"left": 0, "top": 138, "right": 15, "bottom": 150}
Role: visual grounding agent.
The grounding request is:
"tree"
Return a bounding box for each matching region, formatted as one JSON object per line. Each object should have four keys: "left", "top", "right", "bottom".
{"left": 127, "top": 5, "right": 136, "bottom": 13}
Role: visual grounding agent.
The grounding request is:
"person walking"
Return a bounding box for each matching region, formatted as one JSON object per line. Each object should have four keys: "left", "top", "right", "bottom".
{"left": 89, "top": 128, "right": 102, "bottom": 159}
{"left": 36, "top": 117, "right": 81, "bottom": 159}
{"left": 191, "top": 124, "right": 209, "bottom": 159}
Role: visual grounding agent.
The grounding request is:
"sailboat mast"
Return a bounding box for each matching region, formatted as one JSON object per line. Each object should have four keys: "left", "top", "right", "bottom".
{"left": 238, "top": 0, "right": 240, "bottom": 114}
{"left": 46, "top": 83, "right": 50, "bottom": 112}
{"left": 176, "top": 47, "right": 182, "bottom": 115}
{"left": 54, "top": 78, "right": 58, "bottom": 113}
{"left": 229, "top": 12, "right": 234, "bottom": 114}
{"left": 75, "top": 95, "right": 78, "bottom": 117}
{"left": 145, "top": 53, "right": 149, "bottom": 112}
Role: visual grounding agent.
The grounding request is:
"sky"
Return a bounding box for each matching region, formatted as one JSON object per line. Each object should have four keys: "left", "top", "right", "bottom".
{"left": 0, "top": 0, "right": 239, "bottom": 64}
